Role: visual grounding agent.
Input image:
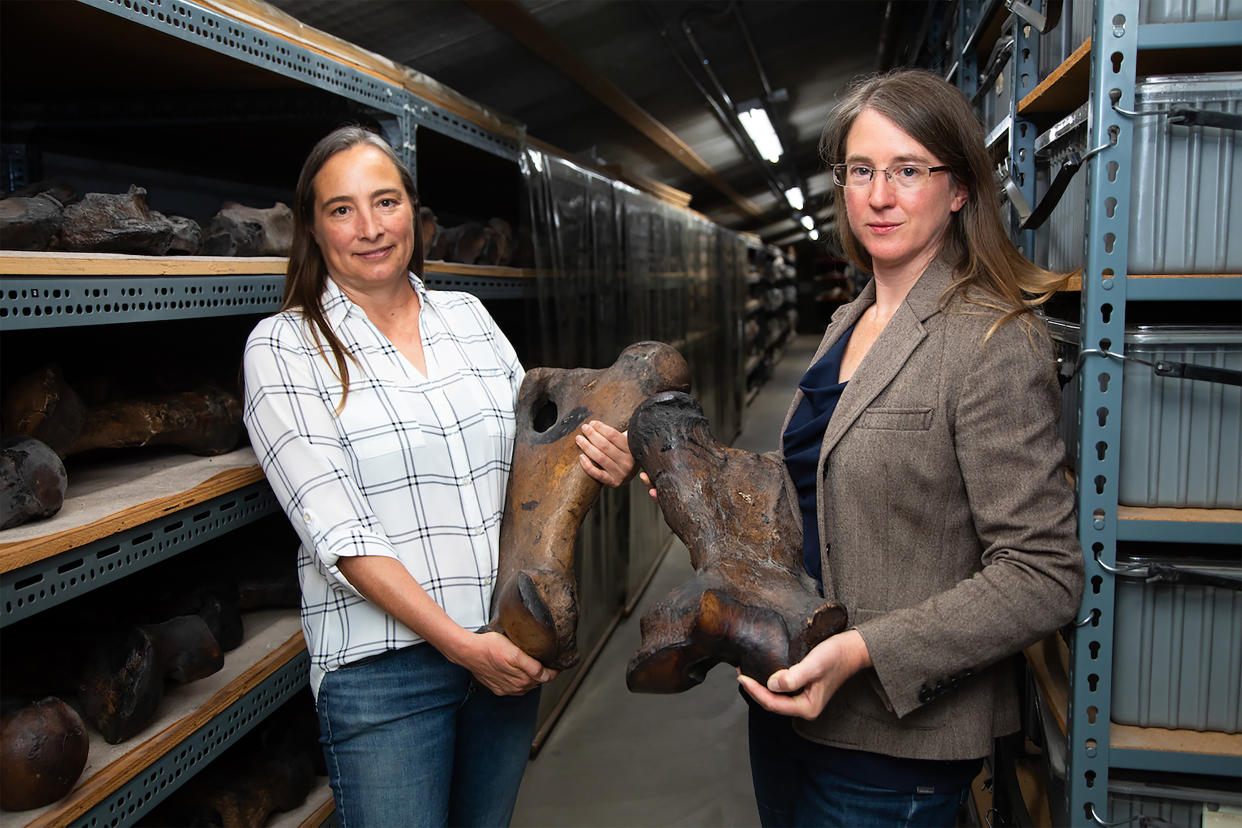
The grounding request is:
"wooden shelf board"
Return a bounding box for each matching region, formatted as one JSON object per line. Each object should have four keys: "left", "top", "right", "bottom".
{"left": 423, "top": 260, "right": 535, "bottom": 279}
{"left": 1061, "top": 273, "right": 1240, "bottom": 291}
{"left": 0, "top": 447, "right": 264, "bottom": 574}
{"left": 267, "top": 778, "right": 333, "bottom": 828}
{"left": 1024, "top": 635, "right": 1242, "bottom": 760}
{"left": 1020, "top": 39, "right": 1092, "bottom": 117}
{"left": 4, "top": 610, "right": 305, "bottom": 828}
{"left": 0, "top": 251, "right": 287, "bottom": 276}
{"left": 1021, "top": 37, "right": 1242, "bottom": 122}
{"left": 0, "top": 251, "right": 534, "bottom": 280}
{"left": 1118, "top": 504, "right": 1242, "bottom": 524}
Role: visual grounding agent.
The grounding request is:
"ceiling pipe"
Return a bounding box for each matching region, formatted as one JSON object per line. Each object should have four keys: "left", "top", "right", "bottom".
{"left": 676, "top": 2, "right": 815, "bottom": 236}
{"left": 678, "top": 5, "right": 786, "bottom": 197}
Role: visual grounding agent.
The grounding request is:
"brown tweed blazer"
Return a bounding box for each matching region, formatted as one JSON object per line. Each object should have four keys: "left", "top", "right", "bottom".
{"left": 779, "top": 256, "right": 1084, "bottom": 761}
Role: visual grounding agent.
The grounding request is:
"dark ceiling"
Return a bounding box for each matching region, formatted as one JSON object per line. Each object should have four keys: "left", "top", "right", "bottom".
{"left": 263, "top": 0, "right": 947, "bottom": 245}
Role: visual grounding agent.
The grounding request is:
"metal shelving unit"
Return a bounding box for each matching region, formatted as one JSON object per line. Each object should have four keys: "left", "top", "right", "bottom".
{"left": 0, "top": 2, "right": 541, "bottom": 824}
{"left": 950, "top": 1, "right": 1242, "bottom": 824}
{"left": 1068, "top": 6, "right": 1242, "bottom": 825}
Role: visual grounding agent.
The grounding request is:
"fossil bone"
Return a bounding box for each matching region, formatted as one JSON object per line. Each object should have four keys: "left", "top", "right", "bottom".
{"left": 491, "top": 342, "right": 691, "bottom": 669}
{"left": 0, "top": 697, "right": 89, "bottom": 811}
{"left": 625, "top": 391, "right": 847, "bottom": 693}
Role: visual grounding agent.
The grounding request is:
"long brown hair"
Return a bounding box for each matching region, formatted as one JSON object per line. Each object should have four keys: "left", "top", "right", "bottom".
{"left": 283, "top": 125, "right": 424, "bottom": 403}
{"left": 820, "top": 69, "right": 1070, "bottom": 333}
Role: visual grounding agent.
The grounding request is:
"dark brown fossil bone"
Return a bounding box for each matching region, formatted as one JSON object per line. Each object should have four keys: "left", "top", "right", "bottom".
{"left": 0, "top": 434, "right": 68, "bottom": 529}
{"left": 418, "top": 205, "right": 439, "bottom": 252}
{"left": 0, "top": 192, "right": 64, "bottom": 251}
{"left": 202, "top": 201, "right": 293, "bottom": 257}
{"left": 166, "top": 215, "right": 203, "bottom": 255}
{"left": 625, "top": 391, "right": 848, "bottom": 693}
{"left": 142, "top": 696, "right": 320, "bottom": 827}
{"left": 0, "top": 697, "right": 89, "bottom": 811}
{"left": 431, "top": 222, "right": 487, "bottom": 264}
{"left": 78, "top": 615, "right": 224, "bottom": 744}
{"left": 491, "top": 342, "right": 691, "bottom": 669}
{"left": 58, "top": 186, "right": 176, "bottom": 255}
{"left": 2, "top": 364, "right": 243, "bottom": 459}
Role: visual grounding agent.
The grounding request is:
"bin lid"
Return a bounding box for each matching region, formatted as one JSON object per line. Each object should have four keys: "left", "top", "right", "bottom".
{"left": 1045, "top": 317, "right": 1242, "bottom": 347}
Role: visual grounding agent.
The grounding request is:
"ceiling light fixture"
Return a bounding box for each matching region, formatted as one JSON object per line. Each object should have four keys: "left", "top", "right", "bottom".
{"left": 800, "top": 215, "right": 815, "bottom": 230}
{"left": 783, "top": 186, "right": 804, "bottom": 211}
{"left": 738, "top": 106, "right": 783, "bottom": 163}
{"left": 808, "top": 229, "right": 820, "bottom": 241}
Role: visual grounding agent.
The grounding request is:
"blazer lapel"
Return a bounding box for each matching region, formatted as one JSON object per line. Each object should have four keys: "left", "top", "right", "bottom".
{"left": 817, "top": 257, "right": 955, "bottom": 459}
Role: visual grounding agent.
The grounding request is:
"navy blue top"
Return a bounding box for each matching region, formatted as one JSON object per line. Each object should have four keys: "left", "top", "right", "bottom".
{"left": 778, "top": 325, "right": 983, "bottom": 793}
{"left": 782, "top": 325, "right": 853, "bottom": 589}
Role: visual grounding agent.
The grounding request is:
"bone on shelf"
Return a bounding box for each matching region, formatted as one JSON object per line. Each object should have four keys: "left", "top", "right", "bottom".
{"left": 0, "top": 610, "right": 304, "bottom": 828}
{"left": 0, "top": 446, "right": 263, "bottom": 571}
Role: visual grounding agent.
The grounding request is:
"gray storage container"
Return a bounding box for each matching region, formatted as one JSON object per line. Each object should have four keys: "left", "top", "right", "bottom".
{"left": 1047, "top": 318, "right": 1242, "bottom": 508}
{"left": 1032, "top": 673, "right": 1242, "bottom": 827}
{"left": 1113, "top": 553, "right": 1242, "bottom": 732}
{"left": 1033, "top": 73, "right": 1242, "bottom": 275}
{"left": 1038, "top": 0, "right": 1242, "bottom": 81}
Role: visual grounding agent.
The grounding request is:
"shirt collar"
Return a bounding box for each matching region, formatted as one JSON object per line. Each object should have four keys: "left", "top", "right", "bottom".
{"left": 320, "top": 270, "right": 429, "bottom": 330}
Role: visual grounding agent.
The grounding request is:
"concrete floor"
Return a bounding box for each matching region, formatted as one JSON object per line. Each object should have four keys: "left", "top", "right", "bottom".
{"left": 511, "top": 334, "right": 821, "bottom": 828}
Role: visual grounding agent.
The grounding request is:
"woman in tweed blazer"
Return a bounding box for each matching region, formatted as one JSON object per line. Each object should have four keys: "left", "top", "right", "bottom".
{"left": 736, "top": 70, "right": 1084, "bottom": 826}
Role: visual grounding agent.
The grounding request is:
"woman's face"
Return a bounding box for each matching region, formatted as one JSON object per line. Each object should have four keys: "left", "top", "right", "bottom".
{"left": 842, "top": 108, "right": 968, "bottom": 278}
{"left": 311, "top": 143, "right": 415, "bottom": 291}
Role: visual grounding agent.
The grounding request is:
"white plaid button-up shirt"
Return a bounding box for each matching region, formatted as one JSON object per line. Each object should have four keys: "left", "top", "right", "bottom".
{"left": 242, "top": 273, "right": 522, "bottom": 697}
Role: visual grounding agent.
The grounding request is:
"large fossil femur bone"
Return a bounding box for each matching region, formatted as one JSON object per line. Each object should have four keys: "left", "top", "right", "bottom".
{"left": 491, "top": 342, "right": 691, "bottom": 670}
{"left": 626, "top": 391, "right": 848, "bottom": 693}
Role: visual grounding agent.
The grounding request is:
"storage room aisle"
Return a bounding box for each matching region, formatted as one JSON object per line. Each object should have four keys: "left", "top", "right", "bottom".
{"left": 510, "top": 333, "right": 822, "bottom": 828}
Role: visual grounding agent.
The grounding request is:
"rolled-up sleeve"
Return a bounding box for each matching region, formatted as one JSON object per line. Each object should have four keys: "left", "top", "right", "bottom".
{"left": 242, "top": 316, "right": 399, "bottom": 596}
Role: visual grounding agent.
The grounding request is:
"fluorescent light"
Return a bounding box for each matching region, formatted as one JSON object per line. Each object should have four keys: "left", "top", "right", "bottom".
{"left": 800, "top": 215, "right": 815, "bottom": 230}
{"left": 784, "top": 186, "right": 804, "bottom": 211}
{"left": 808, "top": 229, "right": 820, "bottom": 241}
{"left": 738, "top": 107, "right": 783, "bottom": 163}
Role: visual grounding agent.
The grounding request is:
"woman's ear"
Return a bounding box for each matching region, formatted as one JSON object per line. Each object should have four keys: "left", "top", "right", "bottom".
{"left": 950, "top": 182, "right": 969, "bottom": 213}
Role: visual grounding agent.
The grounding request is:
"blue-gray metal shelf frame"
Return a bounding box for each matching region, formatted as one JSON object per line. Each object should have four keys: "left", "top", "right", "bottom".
{"left": 1, "top": 481, "right": 279, "bottom": 628}
{"left": 1067, "top": 1, "right": 1137, "bottom": 824}
{"left": 70, "top": 646, "right": 310, "bottom": 828}
{"left": 1067, "top": 3, "right": 1242, "bottom": 826}
{"left": 0, "top": 274, "right": 285, "bottom": 330}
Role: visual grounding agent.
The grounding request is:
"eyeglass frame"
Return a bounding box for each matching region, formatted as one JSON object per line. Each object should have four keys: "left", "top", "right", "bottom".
{"left": 831, "top": 163, "right": 952, "bottom": 188}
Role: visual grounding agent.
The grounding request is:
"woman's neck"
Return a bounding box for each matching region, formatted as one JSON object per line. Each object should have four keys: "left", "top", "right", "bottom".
{"left": 870, "top": 245, "right": 940, "bottom": 320}
{"left": 335, "top": 276, "right": 419, "bottom": 329}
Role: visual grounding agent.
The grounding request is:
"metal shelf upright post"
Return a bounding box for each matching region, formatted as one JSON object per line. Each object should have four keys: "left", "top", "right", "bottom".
{"left": 1066, "top": 1, "right": 1138, "bottom": 824}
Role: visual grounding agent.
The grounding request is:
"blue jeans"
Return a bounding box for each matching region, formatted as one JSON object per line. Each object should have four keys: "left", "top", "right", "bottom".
{"left": 316, "top": 642, "right": 540, "bottom": 828}
{"left": 748, "top": 706, "right": 969, "bottom": 828}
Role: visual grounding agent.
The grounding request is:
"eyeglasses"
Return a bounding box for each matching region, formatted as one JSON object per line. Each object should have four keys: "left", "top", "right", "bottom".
{"left": 832, "top": 163, "right": 951, "bottom": 189}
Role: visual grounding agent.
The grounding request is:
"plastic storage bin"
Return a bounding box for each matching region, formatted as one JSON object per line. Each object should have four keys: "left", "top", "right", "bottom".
{"left": 1031, "top": 670, "right": 1242, "bottom": 826}
{"left": 1038, "top": 0, "right": 1242, "bottom": 81}
{"left": 1047, "top": 318, "right": 1242, "bottom": 508}
{"left": 1032, "top": 73, "right": 1242, "bottom": 274}
{"left": 1113, "top": 553, "right": 1242, "bottom": 732}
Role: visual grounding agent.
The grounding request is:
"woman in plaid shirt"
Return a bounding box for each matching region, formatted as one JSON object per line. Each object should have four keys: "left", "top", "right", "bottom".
{"left": 243, "top": 126, "right": 634, "bottom": 827}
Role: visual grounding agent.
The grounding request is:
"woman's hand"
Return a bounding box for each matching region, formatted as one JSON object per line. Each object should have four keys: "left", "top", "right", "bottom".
{"left": 737, "top": 630, "right": 872, "bottom": 720}
{"left": 639, "top": 471, "right": 657, "bottom": 501}
{"left": 576, "top": 420, "right": 637, "bottom": 488}
{"left": 450, "top": 631, "right": 558, "bottom": 696}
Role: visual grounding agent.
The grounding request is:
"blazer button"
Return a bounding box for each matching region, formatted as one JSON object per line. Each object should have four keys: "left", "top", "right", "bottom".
{"left": 918, "top": 687, "right": 933, "bottom": 704}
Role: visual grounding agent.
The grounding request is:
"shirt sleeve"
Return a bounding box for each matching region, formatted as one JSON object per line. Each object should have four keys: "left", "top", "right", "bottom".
{"left": 242, "top": 316, "right": 400, "bottom": 596}
{"left": 854, "top": 320, "right": 1085, "bottom": 718}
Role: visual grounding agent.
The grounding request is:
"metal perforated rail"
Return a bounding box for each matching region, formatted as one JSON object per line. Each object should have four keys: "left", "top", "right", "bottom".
{"left": 1, "top": 482, "right": 279, "bottom": 627}
{"left": 0, "top": 275, "right": 285, "bottom": 329}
